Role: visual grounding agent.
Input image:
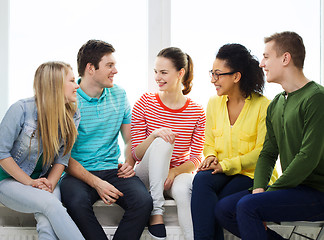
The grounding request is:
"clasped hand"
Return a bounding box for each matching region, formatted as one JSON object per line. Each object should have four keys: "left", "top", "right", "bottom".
{"left": 197, "top": 156, "right": 223, "bottom": 174}
{"left": 117, "top": 162, "right": 135, "bottom": 178}
{"left": 31, "top": 178, "right": 53, "bottom": 192}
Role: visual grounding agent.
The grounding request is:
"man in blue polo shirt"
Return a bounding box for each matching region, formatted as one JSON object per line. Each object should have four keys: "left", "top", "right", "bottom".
{"left": 60, "top": 40, "right": 153, "bottom": 240}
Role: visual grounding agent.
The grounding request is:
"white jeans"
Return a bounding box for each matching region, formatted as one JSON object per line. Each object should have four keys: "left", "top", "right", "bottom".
{"left": 135, "top": 138, "right": 194, "bottom": 240}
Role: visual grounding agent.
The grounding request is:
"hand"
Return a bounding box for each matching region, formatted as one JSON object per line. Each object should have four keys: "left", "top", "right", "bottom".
{"left": 198, "top": 156, "right": 218, "bottom": 171}
{"left": 164, "top": 169, "right": 176, "bottom": 191}
{"left": 94, "top": 178, "right": 124, "bottom": 205}
{"left": 211, "top": 163, "right": 223, "bottom": 174}
{"left": 31, "top": 178, "right": 53, "bottom": 192}
{"left": 252, "top": 188, "right": 265, "bottom": 194}
{"left": 152, "top": 128, "right": 178, "bottom": 144}
{"left": 117, "top": 163, "right": 135, "bottom": 178}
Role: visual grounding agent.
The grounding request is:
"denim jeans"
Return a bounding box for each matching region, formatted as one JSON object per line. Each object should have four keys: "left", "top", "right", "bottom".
{"left": 60, "top": 169, "right": 153, "bottom": 240}
{"left": 0, "top": 178, "right": 84, "bottom": 240}
{"left": 191, "top": 171, "right": 253, "bottom": 240}
{"left": 215, "top": 186, "right": 324, "bottom": 240}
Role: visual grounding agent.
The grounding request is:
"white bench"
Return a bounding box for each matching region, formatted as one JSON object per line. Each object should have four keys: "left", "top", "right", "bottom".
{"left": 0, "top": 199, "right": 185, "bottom": 240}
{"left": 1, "top": 201, "right": 323, "bottom": 240}
{"left": 272, "top": 221, "right": 324, "bottom": 240}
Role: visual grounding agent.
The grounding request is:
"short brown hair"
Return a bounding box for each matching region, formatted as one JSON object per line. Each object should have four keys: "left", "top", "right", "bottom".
{"left": 264, "top": 31, "right": 305, "bottom": 69}
{"left": 77, "top": 40, "right": 115, "bottom": 77}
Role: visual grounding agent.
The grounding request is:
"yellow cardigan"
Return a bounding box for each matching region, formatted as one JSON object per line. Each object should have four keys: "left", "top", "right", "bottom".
{"left": 204, "top": 93, "right": 278, "bottom": 183}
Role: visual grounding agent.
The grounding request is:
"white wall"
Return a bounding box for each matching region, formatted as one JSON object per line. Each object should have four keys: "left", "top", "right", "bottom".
{"left": 322, "top": 0, "right": 324, "bottom": 84}
{"left": 148, "top": 0, "right": 171, "bottom": 93}
{"left": 0, "top": 0, "right": 324, "bottom": 120}
{"left": 0, "top": 0, "right": 9, "bottom": 120}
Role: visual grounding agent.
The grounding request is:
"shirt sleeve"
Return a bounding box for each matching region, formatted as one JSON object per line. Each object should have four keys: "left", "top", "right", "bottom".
{"left": 266, "top": 93, "right": 324, "bottom": 191}
{"left": 253, "top": 99, "right": 281, "bottom": 189}
{"left": 123, "top": 92, "right": 132, "bottom": 125}
{"left": 220, "top": 99, "right": 269, "bottom": 175}
{"left": 53, "top": 143, "right": 70, "bottom": 167}
{"left": 189, "top": 108, "right": 206, "bottom": 168}
{"left": 131, "top": 94, "right": 148, "bottom": 161}
{"left": 73, "top": 108, "right": 81, "bottom": 129}
{"left": 0, "top": 101, "right": 25, "bottom": 160}
{"left": 203, "top": 98, "right": 218, "bottom": 158}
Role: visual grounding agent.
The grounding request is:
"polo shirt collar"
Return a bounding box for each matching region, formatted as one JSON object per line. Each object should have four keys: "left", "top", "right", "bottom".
{"left": 77, "top": 79, "right": 107, "bottom": 102}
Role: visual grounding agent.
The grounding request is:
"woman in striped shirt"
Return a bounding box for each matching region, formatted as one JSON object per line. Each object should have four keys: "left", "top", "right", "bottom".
{"left": 131, "top": 47, "right": 206, "bottom": 240}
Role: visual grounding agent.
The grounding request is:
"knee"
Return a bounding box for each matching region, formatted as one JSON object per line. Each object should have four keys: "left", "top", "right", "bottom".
{"left": 152, "top": 137, "right": 173, "bottom": 152}
{"left": 41, "top": 195, "right": 66, "bottom": 215}
{"left": 236, "top": 195, "right": 255, "bottom": 218}
{"left": 131, "top": 187, "right": 153, "bottom": 213}
{"left": 61, "top": 191, "right": 90, "bottom": 213}
{"left": 142, "top": 193, "right": 153, "bottom": 212}
{"left": 192, "top": 171, "right": 210, "bottom": 190}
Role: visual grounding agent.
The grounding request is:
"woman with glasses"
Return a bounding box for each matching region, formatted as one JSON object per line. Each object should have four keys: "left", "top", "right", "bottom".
{"left": 131, "top": 47, "right": 206, "bottom": 240}
{"left": 191, "top": 44, "right": 278, "bottom": 240}
{"left": 0, "top": 62, "right": 85, "bottom": 240}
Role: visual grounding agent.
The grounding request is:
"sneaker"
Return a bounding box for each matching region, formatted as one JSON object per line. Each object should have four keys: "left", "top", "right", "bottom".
{"left": 148, "top": 224, "right": 166, "bottom": 240}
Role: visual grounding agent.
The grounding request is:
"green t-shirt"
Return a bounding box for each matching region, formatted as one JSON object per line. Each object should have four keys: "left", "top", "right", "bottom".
{"left": 0, "top": 154, "right": 43, "bottom": 181}
{"left": 253, "top": 81, "right": 324, "bottom": 192}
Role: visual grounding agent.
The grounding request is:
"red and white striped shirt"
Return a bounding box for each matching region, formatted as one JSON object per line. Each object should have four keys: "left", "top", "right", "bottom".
{"left": 131, "top": 93, "right": 206, "bottom": 168}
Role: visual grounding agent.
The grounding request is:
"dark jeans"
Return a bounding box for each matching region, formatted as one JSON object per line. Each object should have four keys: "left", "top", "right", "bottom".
{"left": 60, "top": 169, "right": 153, "bottom": 240}
{"left": 191, "top": 171, "right": 253, "bottom": 240}
{"left": 215, "top": 186, "right": 324, "bottom": 240}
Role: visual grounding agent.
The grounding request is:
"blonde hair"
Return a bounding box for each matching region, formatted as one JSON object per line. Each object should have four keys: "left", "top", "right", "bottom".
{"left": 33, "top": 61, "right": 78, "bottom": 166}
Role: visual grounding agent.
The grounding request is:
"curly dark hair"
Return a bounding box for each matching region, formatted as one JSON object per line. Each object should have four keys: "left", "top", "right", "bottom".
{"left": 216, "top": 43, "right": 264, "bottom": 97}
{"left": 77, "top": 40, "right": 115, "bottom": 77}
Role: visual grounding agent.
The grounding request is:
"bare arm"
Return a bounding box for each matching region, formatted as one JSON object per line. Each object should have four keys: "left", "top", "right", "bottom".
{"left": 0, "top": 157, "right": 54, "bottom": 192}
{"left": 46, "top": 164, "right": 65, "bottom": 190}
{"left": 35, "top": 163, "right": 65, "bottom": 193}
{"left": 117, "top": 124, "right": 136, "bottom": 178}
{"left": 164, "top": 161, "right": 195, "bottom": 191}
{"left": 0, "top": 157, "right": 34, "bottom": 185}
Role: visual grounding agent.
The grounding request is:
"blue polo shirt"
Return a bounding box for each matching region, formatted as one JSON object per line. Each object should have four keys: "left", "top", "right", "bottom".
{"left": 71, "top": 82, "right": 131, "bottom": 171}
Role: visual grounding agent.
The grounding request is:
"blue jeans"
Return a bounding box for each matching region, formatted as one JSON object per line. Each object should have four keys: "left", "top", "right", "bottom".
{"left": 215, "top": 186, "right": 324, "bottom": 240}
{"left": 191, "top": 171, "right": 253, "bottom": 240}
{"left": 60, "top": 169, "right": 153, "bottom": 240}
{"left": 0, "top": 178, "right": 84, "bottom": 240}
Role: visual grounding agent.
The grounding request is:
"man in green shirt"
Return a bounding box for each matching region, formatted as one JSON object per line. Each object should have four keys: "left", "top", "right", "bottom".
{"left": 214, "top": 31, "right": 324, "bottom": 240}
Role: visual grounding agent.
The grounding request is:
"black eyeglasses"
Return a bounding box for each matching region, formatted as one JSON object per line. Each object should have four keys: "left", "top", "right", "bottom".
{"left": 209, "top": 70, "right": 236, "bottom": 81}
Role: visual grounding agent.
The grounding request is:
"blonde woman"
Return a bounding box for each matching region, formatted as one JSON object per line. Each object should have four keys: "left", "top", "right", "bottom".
{"left": 0, "top": 62, "right": 84, "bottom": 240}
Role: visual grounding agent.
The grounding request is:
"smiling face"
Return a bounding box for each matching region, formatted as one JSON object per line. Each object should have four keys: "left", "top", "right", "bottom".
{"left": 259, "top": 41, "right": 285, "bottom": 84}
{"left": 63, "top": 68, "right": 79, "bottom": 103}
{"left": 211, "top": 58, "right": 238, "bottom": 96}
{"left": 91, "top": 53, "right": 118, "bottom": 89}
{"left": 154, "top": 56, "right": 182, "bottom": 93}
